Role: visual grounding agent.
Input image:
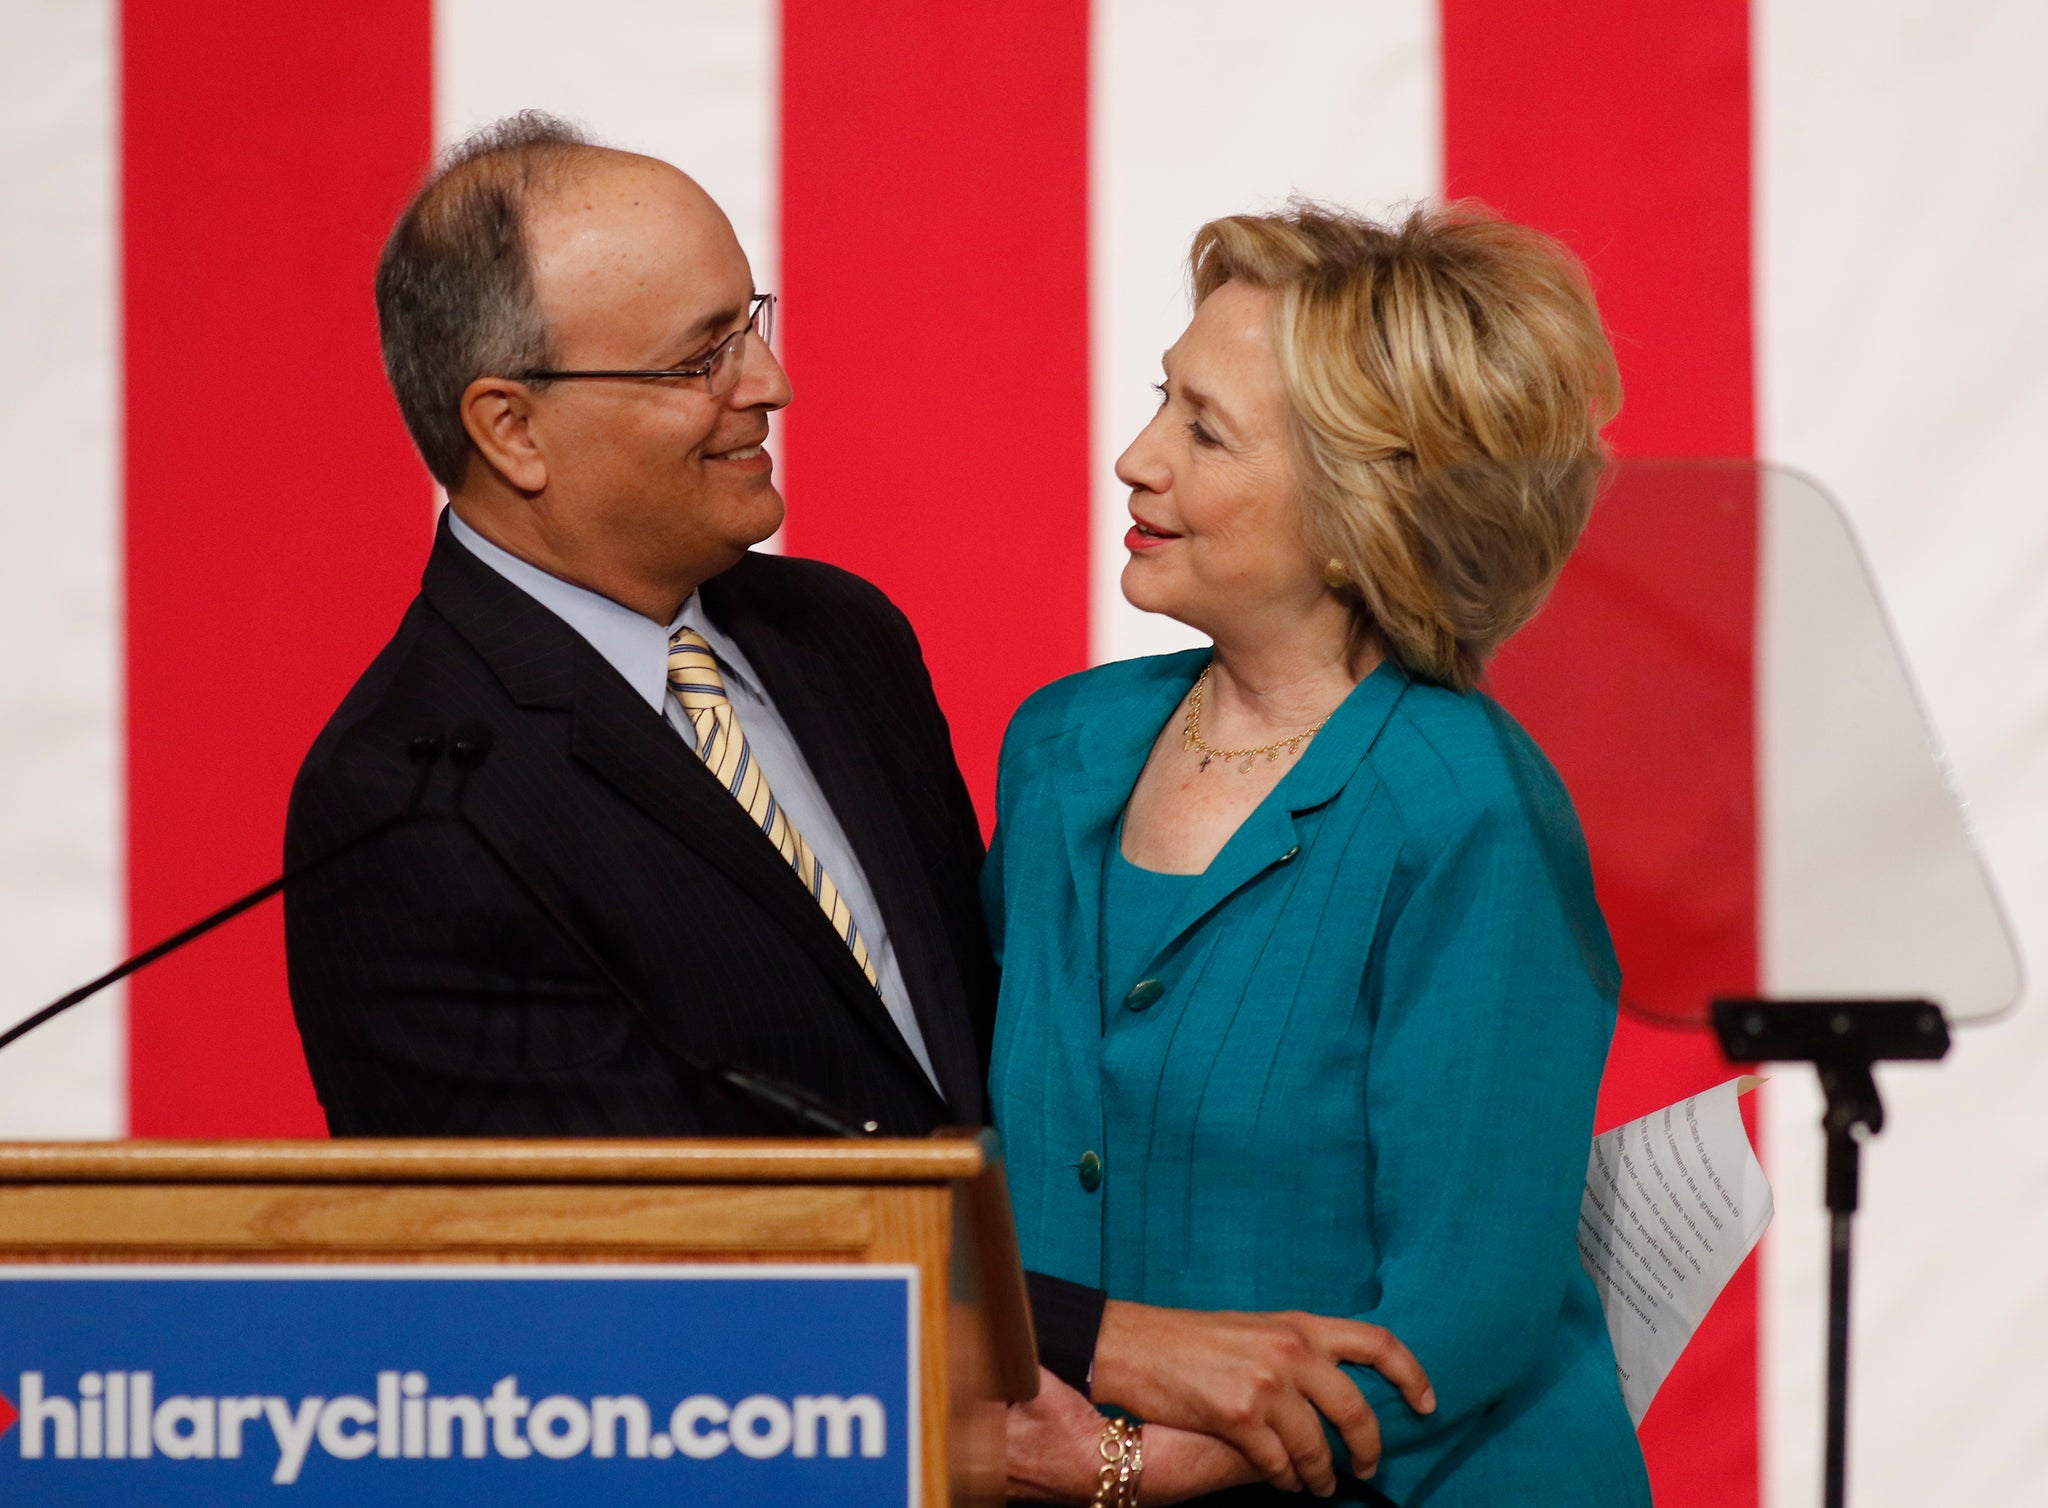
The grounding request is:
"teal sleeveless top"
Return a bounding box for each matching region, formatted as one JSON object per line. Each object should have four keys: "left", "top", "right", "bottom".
{"left": 1101, "top": 826, "right": 1202, "bottom": 1022}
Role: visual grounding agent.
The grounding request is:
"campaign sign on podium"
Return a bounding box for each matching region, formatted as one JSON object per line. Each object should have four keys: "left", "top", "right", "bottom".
{"left": 0, "top": 1265, "right": 917, "bottom": 1506}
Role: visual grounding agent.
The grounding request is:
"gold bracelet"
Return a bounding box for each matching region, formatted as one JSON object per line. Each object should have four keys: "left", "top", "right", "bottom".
{"left": 1091, "top": 1417, "right": 1145, "bottom": 1508}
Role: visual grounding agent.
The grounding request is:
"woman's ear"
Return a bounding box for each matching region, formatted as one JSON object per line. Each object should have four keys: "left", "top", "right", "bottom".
{"left": 459, "top": 376, "right": 548, "bottom": 494}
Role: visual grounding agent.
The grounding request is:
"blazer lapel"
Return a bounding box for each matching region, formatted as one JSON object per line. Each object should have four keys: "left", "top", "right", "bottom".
{"left": 1054, "top": 742, "right": 1130, "bottom": 1007}
{"left": 720, "top": 602, "right": 985, "bottom": 1120}
{"left": 424, "top": 522, "right": 930, "bottom": 1087}
{"left": 1055, "top": 653, "right": 1209, "bottom": 992}
{"left": 1146, "top": 659, "right": 1414, "bottom": 967}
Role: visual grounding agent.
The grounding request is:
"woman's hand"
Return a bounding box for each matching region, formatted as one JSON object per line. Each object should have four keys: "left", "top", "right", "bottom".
{"left": 1006, "top": 1366, "right": 1271, "bottom": 1505}
{"left": 1090, "top": 1301, "right": 1435, "bottom": 1495}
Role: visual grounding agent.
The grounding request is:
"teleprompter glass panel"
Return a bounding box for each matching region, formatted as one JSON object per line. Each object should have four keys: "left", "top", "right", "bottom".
{"left": 1474, "top": 460, "right": 2019, "bottom": 1027}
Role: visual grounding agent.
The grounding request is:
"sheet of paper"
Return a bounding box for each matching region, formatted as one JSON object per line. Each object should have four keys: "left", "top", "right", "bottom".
{"left": 1576, "top": 1077, "right": 1773, "bottom": 1424}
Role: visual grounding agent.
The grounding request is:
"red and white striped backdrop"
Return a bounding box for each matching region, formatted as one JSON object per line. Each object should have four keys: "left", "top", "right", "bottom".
{"left": 5, "top": 3, "right": 2046, "bottom": 1503}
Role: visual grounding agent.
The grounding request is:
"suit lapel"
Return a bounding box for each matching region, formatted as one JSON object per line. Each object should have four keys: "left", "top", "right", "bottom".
{"left": 708, "top": 590, "right": 985, "bottom": 1120}
{"left": 423, "top": 521, "right": 935, "bottom": 1094}
{"left": 567, "top": 676, "right": 919, "bottom": 1008}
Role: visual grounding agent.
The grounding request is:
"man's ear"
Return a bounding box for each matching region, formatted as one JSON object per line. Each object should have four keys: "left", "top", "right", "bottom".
{"left": 460, "top": 377, "right": 549, "bottom": 494}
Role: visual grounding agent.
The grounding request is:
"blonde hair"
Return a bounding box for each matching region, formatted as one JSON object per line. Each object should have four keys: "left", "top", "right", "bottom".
{"left": 1189, "top": 200, "right": 1621, "bottom": 691}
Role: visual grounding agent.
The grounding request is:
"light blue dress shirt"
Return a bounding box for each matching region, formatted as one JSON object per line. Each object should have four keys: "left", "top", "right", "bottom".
{"left": 447, "top": 510, "right": 940, "bottom": 1090}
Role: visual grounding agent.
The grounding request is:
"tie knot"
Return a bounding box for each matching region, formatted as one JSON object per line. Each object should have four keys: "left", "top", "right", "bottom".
{"left": 667, "top": 628, "right": 729, "bottom": 711}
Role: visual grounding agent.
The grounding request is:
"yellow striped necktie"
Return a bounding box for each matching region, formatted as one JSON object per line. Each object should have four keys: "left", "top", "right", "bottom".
{"left": 666, "top": 628, "right": 883, "bottom": 996}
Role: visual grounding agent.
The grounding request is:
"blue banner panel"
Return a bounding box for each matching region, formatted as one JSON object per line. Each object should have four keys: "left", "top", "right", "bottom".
{"left": 0, "top": 1265, "right": 916, "bottom": 1506}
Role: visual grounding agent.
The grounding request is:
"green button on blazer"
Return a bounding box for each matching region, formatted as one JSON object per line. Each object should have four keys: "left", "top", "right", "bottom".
{"left": 985, "top": 651, "right": 1651, "bottom": 1507}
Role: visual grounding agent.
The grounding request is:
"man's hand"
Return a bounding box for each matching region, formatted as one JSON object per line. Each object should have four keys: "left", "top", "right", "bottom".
{"left": 1089, "top": 1302, "right": 1436, "bottom": 1497}
{"left": 1005, "top": 1367, "right": 1105, "bottom": 1504}
{"left": 1007, "top": 1365, "right": 1271, "bottom": 1506}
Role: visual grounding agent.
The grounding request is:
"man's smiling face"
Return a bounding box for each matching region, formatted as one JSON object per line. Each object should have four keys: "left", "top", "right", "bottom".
{"left": 516, "top": 154, "right": 792, "bottom": 611}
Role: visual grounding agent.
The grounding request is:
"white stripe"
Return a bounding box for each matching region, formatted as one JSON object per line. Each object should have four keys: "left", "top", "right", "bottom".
{"left": 1089, "top": 0, "right": 1442, "bottom": 667}
{"left": 0, "top": 1, "right": 125, "bottom": 1137}
{"left": 1757, "top": 3, "right": 2048, "bottom": 1503}
{"left": 434, "top": 0, "right": 785, "bottom": 548}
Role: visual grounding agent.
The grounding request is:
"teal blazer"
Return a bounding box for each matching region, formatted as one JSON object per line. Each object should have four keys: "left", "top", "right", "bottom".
{"left": 984, "top": 652, "right": 1650, "bottom": 1507}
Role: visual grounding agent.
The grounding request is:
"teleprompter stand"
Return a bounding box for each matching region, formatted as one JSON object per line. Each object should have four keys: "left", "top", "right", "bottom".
{"left": 1712, "top": 999, "right": 1951, "bottom": 1508}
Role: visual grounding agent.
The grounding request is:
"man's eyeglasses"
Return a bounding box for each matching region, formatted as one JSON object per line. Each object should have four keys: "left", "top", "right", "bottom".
{"left": 522, "top": 293, "right": 776, "bottom": 397}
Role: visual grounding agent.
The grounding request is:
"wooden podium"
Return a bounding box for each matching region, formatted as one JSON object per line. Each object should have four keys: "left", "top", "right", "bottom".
{"left": 0, "top": 1130, "right": 1034, "bottom": 1506}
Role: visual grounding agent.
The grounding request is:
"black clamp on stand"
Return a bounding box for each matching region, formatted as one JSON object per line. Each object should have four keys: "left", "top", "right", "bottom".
{"left": 1711, "top": 999, "right": 1950, "bottom": 1508}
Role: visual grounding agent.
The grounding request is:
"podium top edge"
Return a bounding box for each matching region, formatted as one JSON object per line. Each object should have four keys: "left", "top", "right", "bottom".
{"left": 0, "top": 1135, "right": 991, "bottom": 1185}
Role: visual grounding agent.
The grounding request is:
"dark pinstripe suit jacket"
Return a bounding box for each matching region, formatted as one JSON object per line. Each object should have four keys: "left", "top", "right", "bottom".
{"left": 284, "top": 516, "right": 995, "bottom": 1138}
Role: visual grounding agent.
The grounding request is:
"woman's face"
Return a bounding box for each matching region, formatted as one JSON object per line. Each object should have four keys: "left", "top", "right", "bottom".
{"left": 1115, "top": 280, "right": 1322, "bottom": 639}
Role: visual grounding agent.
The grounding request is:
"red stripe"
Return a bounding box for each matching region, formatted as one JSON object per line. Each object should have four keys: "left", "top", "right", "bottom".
{"left": 1441, "top": 2, "right": 1761, "bottom": 1502}
{"left": 123, "top": 2, "right": 434, "bottom": 1135}
{"left": 778, "top": 0, "right": 1092, "bottom": 827}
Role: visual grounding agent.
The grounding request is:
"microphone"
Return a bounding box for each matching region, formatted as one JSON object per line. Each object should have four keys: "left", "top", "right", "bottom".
{"left": 0, "top": 732, "right": 447, "bottom": 1056}
{"left": 440, "top": 723, "right": 873, "bottom": 1140}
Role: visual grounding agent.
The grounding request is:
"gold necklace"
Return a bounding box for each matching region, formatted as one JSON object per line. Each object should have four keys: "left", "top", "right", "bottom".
{"left": 1181, "top": 666, "right": 1337, "bottom": 773}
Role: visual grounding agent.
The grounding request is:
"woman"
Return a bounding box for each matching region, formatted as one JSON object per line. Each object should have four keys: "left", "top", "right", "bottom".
{"left": 990, "top": 202, "right": 1650, "bottom": 1506}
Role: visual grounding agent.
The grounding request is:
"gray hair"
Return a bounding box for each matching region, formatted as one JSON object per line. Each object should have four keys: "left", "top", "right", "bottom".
{"left": 374, "top": 111, "right": 601, "bottom": 489}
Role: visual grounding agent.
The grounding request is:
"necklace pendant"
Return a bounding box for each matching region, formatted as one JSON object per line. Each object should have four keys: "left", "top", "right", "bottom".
{"left": 1239, "top": 755, "right": 1256, "bottom": 773}
{"left": 1198, "top": 752, "right": 1213, "bottom": 772}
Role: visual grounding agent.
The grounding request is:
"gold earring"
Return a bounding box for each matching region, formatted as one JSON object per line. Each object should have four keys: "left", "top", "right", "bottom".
{"left": 1323, "top": 557, "right": 1350, "bottom": 590}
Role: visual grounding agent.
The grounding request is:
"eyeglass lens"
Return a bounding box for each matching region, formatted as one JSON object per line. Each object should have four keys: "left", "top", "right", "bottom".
{"left": 706, "top": 294, "right": 776, "bottom": 396}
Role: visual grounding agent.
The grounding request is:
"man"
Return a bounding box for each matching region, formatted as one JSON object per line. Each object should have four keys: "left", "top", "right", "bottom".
{"left": 287, "top": 114, "right": 1424, "bottom": 1497}
{"left": 287, "top": 114, "right": 990, "bottom": 1146}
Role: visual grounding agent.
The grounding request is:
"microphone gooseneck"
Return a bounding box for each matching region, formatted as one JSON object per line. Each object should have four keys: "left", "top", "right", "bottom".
{"left": 0, "top": 731, "right": 449, "bottom": 1058}
{"left": 1, "top": 724, "right": 877, "bottom": 1141}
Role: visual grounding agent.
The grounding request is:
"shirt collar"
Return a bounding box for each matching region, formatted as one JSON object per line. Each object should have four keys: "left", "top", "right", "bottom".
{"left": 446, "top": 508, "right": 758, "bottom": 715}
